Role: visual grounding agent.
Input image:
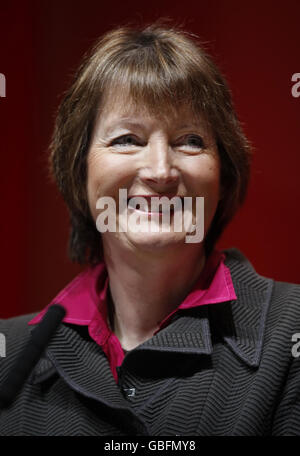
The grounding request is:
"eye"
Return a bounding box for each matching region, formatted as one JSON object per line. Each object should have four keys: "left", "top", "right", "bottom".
{"left": 110, "top": 134, "right": 140, "bottom": 147}
{"left": 177, "top": 134, "right": 205, "bottom": 150}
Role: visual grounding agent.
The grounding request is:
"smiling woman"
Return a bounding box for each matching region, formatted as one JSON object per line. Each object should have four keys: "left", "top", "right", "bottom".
{"left": 0, "top": 21, "right": 300, "bottom": 436}
{"left": 50, "top": 24, "right": 250, "bottom": 266}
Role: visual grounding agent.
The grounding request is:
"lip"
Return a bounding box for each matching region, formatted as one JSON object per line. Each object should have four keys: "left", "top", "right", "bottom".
{"left": 127, "top": 194, "right": 184, "bottom": 199}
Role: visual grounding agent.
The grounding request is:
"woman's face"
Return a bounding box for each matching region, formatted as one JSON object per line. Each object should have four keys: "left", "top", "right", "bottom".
{"left": 86, "top": 89, "right": 221, "bottom": 254}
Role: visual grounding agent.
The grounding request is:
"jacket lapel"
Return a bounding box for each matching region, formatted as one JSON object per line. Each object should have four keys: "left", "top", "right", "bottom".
{"left": 222, "top": 248, "right": 274, "bottom": 367}
{"left": 29, "top": 323, "right": 149, "bottom": 435}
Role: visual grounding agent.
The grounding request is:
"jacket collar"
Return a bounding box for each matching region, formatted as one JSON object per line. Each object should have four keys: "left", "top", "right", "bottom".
{"left": 29, "top": 248, "right": 273, "bottom": 412}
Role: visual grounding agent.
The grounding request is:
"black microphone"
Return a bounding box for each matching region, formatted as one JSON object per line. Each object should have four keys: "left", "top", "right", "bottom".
{"left": 0, "top": 304, "right": 66, "bottom": 408}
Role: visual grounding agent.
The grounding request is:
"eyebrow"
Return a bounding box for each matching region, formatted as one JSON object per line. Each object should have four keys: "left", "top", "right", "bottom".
{"left": 102, "top": 118, "right": 205, "bottom": 137}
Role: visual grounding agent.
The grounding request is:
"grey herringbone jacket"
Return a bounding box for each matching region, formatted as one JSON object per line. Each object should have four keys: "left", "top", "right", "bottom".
{"left": 0, "top": 249, "right": 300, "bottom": 436}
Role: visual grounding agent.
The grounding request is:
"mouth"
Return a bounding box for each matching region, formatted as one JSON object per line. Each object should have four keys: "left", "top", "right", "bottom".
{"left": 127, "top": 195, "right": 184, "bottom": 214}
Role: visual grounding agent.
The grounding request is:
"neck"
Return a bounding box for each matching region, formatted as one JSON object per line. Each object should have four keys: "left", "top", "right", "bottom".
{"left": 103, "top": 238, "right": 206, "bottom": 351}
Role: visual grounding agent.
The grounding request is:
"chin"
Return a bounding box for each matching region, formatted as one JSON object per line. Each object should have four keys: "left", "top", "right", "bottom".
{"left": 125, "top": 231, "right": 189, "bottom": 251}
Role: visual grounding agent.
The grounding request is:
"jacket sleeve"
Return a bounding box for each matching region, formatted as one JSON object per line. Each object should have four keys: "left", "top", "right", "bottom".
{"left": 270, "top": 283, "right": 300, "bottom": 436}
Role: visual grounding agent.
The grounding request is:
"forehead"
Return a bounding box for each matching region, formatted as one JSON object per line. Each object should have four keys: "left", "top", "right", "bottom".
{"left": 94, "top": 85, "right": 210, "bottom": 133}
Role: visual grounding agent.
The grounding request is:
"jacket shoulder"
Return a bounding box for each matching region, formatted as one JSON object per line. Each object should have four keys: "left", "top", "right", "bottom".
{"left": 224, "top": 247, "right": 300, "bottom": 322}
{"left": 224, "top": 247, "right": 300, "bottom": 289}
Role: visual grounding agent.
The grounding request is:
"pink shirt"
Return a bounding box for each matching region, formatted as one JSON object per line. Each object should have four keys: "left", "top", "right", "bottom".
{"left": 29, "top": 250, "right": 236, "bottom": 382}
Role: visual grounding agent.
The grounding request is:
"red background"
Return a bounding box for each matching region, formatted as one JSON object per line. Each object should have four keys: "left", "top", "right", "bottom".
{"left": 0, "top": 0, "right": 299, "bottom": 318}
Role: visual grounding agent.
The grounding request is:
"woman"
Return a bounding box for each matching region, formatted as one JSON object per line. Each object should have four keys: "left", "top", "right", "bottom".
{"left": 0, "top": 22, "right": 300, "bottom": 436}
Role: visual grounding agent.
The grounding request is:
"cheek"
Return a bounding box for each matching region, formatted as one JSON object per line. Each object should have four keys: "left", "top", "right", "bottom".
{"left": 187, "top": 157, "right": 221, "bottom": 199}
{"left": 186, "top": 157, "right": 221, "bottom": 226}
{"left": 86, "top": 149, "right": 134, "bottom": 219}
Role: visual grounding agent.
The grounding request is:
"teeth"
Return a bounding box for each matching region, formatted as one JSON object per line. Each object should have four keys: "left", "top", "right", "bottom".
{"left": 127, "top": 196, "right": 183, "bottom": 213}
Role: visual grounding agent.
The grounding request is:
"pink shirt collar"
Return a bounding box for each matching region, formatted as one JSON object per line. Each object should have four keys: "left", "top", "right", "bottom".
{"left": 28, "top": 250, "right": 236, "bottom": 381}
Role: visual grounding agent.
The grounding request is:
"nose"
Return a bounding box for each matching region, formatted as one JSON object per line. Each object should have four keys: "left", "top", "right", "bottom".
{"left": 139, "top": 138, "right": 180, "bottom": 190}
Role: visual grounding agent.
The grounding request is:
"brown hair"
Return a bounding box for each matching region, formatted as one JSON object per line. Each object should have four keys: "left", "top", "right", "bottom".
{"left": 49, "top": 20, "right": 251, "bottom": 264}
